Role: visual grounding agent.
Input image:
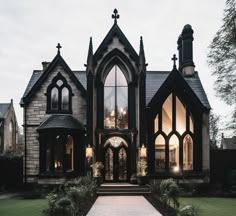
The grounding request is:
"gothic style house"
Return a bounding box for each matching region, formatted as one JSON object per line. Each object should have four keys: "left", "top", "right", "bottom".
{"left": 21, "top": 10, "right": 210, "bottom": 184}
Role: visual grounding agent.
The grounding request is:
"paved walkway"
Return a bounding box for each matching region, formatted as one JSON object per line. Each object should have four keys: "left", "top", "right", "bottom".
{"left": 0, "top": 193, "right": 18, "bottom": 199}
{"left": 87, "top": 196, "right": 162, "bottom": 216}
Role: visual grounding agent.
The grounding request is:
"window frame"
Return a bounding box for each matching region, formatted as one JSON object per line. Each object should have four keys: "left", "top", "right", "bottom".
{"left": 46, "top": 73, "right": 73, "bottom": 114}
{"left": 104, "top": 65, "right": 128, "bottom": 129}
{"left": 154, "top": 93, "right": 195, "bottom": 173}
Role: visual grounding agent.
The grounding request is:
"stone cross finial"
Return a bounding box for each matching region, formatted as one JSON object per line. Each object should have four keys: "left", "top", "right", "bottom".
{"left": 112, "top": 9, "right": 119, "bottom": 24}
{"left": 56, "top": 43, "right": 62, "bottom": 54}
{"left": 171, "top": 54, "right": 177, "bottom": 68}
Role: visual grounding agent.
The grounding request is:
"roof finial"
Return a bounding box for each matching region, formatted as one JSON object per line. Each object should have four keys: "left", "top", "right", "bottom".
{"left": 171, "top": 54, "right": 177, "bottom": 69}
{"left": 112, "top": 9, "right": 119, "bottom": 24}
{"left": 56, "top": 43, "right": 62, "bottom": 54}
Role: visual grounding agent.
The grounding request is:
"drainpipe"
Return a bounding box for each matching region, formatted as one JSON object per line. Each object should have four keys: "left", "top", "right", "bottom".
{"left": 24, "top": 107, "right": 27, "bottom": 184}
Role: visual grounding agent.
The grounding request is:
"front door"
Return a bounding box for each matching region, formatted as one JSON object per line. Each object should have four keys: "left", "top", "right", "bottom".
{"left": 103, "top": 137, "right": 128, "bottom": 182}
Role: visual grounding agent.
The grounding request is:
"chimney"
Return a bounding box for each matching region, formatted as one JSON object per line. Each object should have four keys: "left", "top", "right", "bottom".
{"left": 179, "top": 24, "right": 195, "bottom": 76}
{"left": 177, "top": 35, "right": 182, "bottom": 71}
{"left": 42, "top": 62, "right": 50, "bottom": 71}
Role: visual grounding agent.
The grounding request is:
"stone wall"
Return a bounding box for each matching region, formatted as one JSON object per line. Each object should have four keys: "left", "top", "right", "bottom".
{"left": 25, "top": 64, "right": 86, "bottom": 183}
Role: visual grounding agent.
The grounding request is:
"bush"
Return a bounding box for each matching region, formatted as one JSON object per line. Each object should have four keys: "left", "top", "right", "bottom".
{"left": 0, "top": 154, "right": 23, "bottom": 189}
{"left": 178, "top": 205, "right": 199, "bottom": 216}
{"left": 160, "top": 178, "right": 180, "bottom": 209}
{"left": 43, "top": 173, "right": 97, "bottom": 216}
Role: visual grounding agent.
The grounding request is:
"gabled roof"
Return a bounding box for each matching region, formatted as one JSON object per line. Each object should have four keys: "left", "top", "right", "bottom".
{"left": 21, "top": 53, "right": 86, "bottom": 106}
{"left": 93, "top": 23, "right": 139, "bottom": 64}
{"left": 0, "top": 103, "right": 10, "bottom": 118}
{"left": 37, "top": 114, "right": 84, "bottom": 131}
{"left": 146, "top": 71, "right": 211, "bottom": 109}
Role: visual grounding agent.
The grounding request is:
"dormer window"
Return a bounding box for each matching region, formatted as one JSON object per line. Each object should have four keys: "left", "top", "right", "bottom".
{"left": 47, "top": 73, "right": 72, "bottom": 113}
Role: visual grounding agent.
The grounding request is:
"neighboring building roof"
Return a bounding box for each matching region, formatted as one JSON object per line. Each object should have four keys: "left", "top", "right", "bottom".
{"left": 37, "top": 114, "right": 85, "bottom": 131}
{"left": 0, "top": 103, "right": 10, "bottom": 118}
{"left": 22, "top": 69, "right": 210, "bottom": 109}
{"left": 222, "top": 136, "right": 236, "bottom": 149}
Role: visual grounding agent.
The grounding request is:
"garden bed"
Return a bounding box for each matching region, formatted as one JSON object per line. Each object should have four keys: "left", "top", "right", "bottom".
{"left": 145, "top": 194, "right": 177, "bottom": 216}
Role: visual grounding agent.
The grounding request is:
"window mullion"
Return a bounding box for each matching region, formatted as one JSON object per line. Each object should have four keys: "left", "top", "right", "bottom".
{"left": 115, "top": 66, "right": 117, "bottom": 128}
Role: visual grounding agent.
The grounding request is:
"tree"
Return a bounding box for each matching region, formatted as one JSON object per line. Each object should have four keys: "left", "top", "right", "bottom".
{"left": 209, "top": 112, "right": 220, "bottom": 149}
{"left": 208, "top": 0, "right": 236, "bottom": 133}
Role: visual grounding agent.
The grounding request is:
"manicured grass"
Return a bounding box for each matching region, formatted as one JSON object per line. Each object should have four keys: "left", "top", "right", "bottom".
{"left": 179, "top": 197, "right": 236, "bottom": 216}
{"left": 0, "top": 199, "right": 47, "bottom": 216}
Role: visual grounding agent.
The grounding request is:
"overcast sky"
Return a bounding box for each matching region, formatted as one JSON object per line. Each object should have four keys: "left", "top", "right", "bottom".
{"left": 0, "top": 0, "right": 233, "bottom": 135}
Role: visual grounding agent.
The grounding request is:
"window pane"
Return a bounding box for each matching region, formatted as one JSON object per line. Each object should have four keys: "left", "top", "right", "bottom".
{"left": 104, "top": 87, "right": 115, "bottom": 128}
{"left": 119, "top": 147, "right": 127, "bottom": 180}
{"left": 154, "top": 114, "right": 159, "bottom": 133}
{"left": 176, "top": 96, "right": 186, "bottom": 135}
{"left": 54, "top": 135, "right": 63, "bottom": 172}
{"left": 190, "top": 113, "right": 194, "bottom": 133}
{"left": 62, "top": 87, "right": 69, "bottom": 110}
{"left": 169, "top": 134, "right": 179, "bottom": 172}
{"left": 105, "top": 66, "right": 116, "bottom": 86}
{"left": 46, "top": 141, "right": 51, "bottom": 172}
{"left": 162, "top": 94, "right": 172, "bottom": 135}
{"left": 56, "top": 79, "right": 63, "bottom": 87}
{"left": 66, "top": 135, "right": 74, "bottom": 171}
{"left": 51, "top": 87, "right": 59, "bottom": 110}
{"left": 183, "top": 134, "right": 193, "bottom": 170}
{"left": 155, "top": 135, "right": 165, "bottom": 171}
{"left": 117, "top": 87, "right": 128, "bottom": 129}
{"left": 105, "top": 148, "right": 113, "bottom": 181}
{"left": 9, "top": 122, "right": 13, "bottom": 147}
{"left": 116, "top": 66, "right": 127, "bottom": 86}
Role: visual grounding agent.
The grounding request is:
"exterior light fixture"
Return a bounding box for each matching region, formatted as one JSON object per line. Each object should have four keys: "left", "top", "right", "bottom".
{"left": 86, "top": 144, "right": 93, "bottom": 159}
{"left": 140, "top": 144, "right": 147, "bottom": 158}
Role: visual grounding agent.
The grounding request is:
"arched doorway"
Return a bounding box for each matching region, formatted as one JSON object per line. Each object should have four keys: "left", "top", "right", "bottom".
{"left": 103, "top": 136, "right": 128, "bottom": 182}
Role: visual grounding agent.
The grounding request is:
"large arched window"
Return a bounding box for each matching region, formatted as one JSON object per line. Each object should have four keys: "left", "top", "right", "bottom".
{"left": 104, "top": 65, "right": 128, "bottom": 129}
{"left": 47, "top": 73, "right": 72, "bottom": 113}
{"left": 9, "top": 121, "right": 13, "bottom": 147}
{"left": 154, "top": 93, "right": 194, "bottom": 172}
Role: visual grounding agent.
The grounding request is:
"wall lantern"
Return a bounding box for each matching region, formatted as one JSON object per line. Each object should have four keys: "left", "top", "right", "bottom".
{"left": 86, "top": 144, "right": 93, "bottom": 159}
{"left": 140, "top": 144, "right": 147, "bottom": 158}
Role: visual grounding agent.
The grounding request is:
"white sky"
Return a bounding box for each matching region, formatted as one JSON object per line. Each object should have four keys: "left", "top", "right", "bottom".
{"left": 0, "top": 0, "right": 233, "bottom": 135}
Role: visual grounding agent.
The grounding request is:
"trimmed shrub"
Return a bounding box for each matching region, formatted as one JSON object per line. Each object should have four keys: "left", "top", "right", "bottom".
{"left": 160, "top": 178, "right": 180, "bottom": 209}
{"left": 0, "top": 154, "right": 23, "bottom": 189}
{"left": 43, "top": 173, "right": 97, "bottom": 216}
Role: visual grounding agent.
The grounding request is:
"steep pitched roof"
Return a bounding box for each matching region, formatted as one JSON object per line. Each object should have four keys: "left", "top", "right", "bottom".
{"left": 146, "top": 71, "right": 210, "bottom": 109}
{"left": 0, "top": 103, "right": 10, "bottom": 118}
{"left": 93, "top": 23, "right": 139, "bottom": 64}
{"left": 22, "top": 69, "right": 210, "bottom": 110}
{"left": 21, "top": 53, "right": 86, "bottom": 106}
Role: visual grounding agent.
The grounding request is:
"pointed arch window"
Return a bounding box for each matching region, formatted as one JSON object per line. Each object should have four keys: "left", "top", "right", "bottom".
{"left": 154, "top": 93, "right": 194, "bottom": 172}
{"left": 47, "top": 73, "right": 72, "bottom": 113}
{"left": 104, "top": 65, "right": 128, "bottom": 129}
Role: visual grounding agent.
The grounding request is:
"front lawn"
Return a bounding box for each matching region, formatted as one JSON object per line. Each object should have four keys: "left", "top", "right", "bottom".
{"left": 179, "top": 197, "right": 236, "bottom": 216}
{"left": 0, "top": 199, "right": 47, "bottom": 216}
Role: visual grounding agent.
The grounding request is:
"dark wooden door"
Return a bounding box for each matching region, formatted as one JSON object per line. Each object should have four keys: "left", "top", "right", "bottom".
{"left": 104, "top": 145, "right": 128, "bottom": 182}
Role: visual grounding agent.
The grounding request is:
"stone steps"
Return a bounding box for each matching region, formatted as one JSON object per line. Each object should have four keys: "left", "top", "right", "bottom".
{"left": 97, "top": 184, "right": 151, "bottom": 196}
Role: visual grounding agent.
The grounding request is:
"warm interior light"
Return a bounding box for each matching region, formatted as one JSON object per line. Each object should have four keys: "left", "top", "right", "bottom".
{"left": 86, "top": 145, "right": 93, "bottom": 158}
{"left": 54, "top": 160, "right": 61, "bottom": 169}
{"left": 173, "top": 166, "right": 179, "bottom": 173}
{"left": 140, "top": 144, "right": 147, "bottom": 158}
{"left": 110, "top": 110, "right": 114, "bottom": 117}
